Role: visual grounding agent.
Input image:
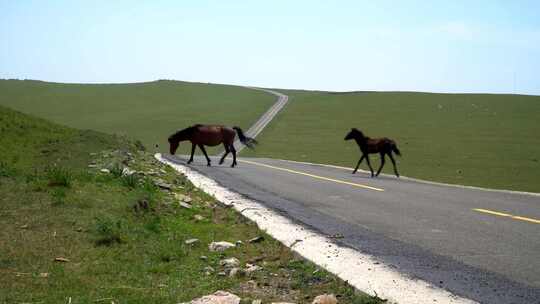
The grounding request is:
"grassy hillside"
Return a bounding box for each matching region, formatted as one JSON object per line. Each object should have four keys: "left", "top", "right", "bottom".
{"left": 0, "top": 79, "right": 275, "bottom": 155}
{"left": 243, "top": 90, "right": 540, "bottom": 192}
{"left": 0, "top": 106, "right": 382, "bottom": 303}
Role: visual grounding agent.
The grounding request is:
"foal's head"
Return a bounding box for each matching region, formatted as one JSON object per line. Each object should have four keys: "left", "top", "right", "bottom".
{"left": 344, "top": 128, "right": 365, "bottom": 141}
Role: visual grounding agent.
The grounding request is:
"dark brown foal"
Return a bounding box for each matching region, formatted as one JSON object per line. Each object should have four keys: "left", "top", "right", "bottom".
{"left": 344, "top": 128, "right": 401, "bottom": 177}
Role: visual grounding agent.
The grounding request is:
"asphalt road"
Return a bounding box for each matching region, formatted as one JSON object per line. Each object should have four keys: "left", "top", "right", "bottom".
{"left": 165, "top": 154, "right": 540, "bottom": 304}
{"left": 220, "top": 87, "right": 288, "bottom": 155}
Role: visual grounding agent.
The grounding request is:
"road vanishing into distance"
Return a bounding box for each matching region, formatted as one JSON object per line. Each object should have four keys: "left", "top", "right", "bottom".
{"left": 165, "top": 155, "right": 539, "bottom": 304}
{"left": 165, "top": 89, "right": 539, "bottom": 304}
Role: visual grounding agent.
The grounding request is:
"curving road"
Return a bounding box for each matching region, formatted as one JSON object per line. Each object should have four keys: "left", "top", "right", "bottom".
{"left": 164, "top": 154, "right": 539, "bottom": 304}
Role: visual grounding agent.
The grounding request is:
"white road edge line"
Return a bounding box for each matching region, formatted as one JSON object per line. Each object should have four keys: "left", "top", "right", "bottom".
{"left": 156, "top": 153, "right": 478, "bottom": 304}
{"left": 276, "top": 159, "right": 540, "bottom": 197}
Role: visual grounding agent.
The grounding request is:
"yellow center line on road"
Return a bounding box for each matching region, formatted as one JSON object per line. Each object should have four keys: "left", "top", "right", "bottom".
{"left": 239, "top": 159, "right": 384, "bottom": 192}
{"left": 473, "top": 208, "right": 540, "bottom": 224}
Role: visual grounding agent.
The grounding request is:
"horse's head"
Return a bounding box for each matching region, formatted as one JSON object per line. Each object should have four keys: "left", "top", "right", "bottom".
{"left": 344, "top": 128, "right": 363, "bottom": 140}
{"left": 168, "top": 134, "right": 180, "bottom": 155}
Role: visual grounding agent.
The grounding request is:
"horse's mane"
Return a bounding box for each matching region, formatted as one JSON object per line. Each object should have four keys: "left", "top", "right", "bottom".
{"left": 168, "top": 124, "right": 202, "bottom": 142}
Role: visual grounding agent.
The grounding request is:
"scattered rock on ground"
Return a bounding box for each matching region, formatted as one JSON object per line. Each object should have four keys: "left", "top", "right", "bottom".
{"left": 194, "top": 214, "right": 204, "bottom": 221}
{"left": 183, "top": 291, "right": 240, "bottom": 304}
{"left": 154, "top": 180, "right": 173, "bottom": 190}
{"left": 220, "top": 257, "right": 240, "bottom": 268}
{"left": 248, "top": 236, "right": 264, "bottom": 243}
{"left": 209, "top": 241, "right": 235, "bottom": 252}
{"left": 228, "top": 267, "right": 244, "bottom": 277}
{"left": 179, "top": 202, "right": 192, "bottom": 209}
{"left": 312, "top": 294, "right": 338, "bottom": 304}
{"left": 174, "top": 193, "right": 193, "bottom": 203}
{"left": 122, "top": 167, "right": 135, "bottom": 176}
{"left": 203, "top": 266, "right": 215, "bottom": 275}
{"left": 200, "top": 255, "right": 208, "bottom": 261}
{"left": 235, "top": 240, "right": 244, "bottom": 246}
{"left": 100, "top": 168, "right": 110, "bottom": 174}
{"left": 185, "top": 238, "right": 199, "bottom": 245}
{"left": 54, "top": 257, "right": 70, "bottom": 263}
{"left": 245, "top": 263, "right": 262, "bottom": 275}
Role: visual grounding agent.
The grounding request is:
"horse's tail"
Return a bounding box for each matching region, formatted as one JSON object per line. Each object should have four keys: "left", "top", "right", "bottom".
{"left": 233, "top": 127, "right": 258, "bottom": 149}
{"left": 391, "top": 141, "right": 402, "bottom": 156}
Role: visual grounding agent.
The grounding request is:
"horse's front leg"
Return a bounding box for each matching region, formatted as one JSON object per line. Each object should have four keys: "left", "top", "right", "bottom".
{"left": 352, "top": 154, "right": 365, "bottom": 174}
{"left": 187, "top": 144, "right": 196, "bottom": 164}
{"left": 365, "top": 154, "right": 375, "bottom": 177}
{"left": 198, "top": 144, "right": 211, "bottom": 166}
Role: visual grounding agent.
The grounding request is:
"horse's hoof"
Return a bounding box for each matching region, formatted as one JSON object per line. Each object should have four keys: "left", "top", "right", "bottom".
{"left": 207, "top": 163, "right": 211, "bottom": 167}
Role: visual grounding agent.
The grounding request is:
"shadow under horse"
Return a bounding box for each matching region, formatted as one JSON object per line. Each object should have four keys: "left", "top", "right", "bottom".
{"left": 168, "top": 124, "right": 257, "bottom": 167}
{"left": 344, "top": 128, "right": 401, "bottom": 177}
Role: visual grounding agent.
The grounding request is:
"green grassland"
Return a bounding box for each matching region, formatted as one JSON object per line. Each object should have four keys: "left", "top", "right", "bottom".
{"left": 0, "top": 79, "right": 275, "bottom": 155}
{"left": 243, "top": 90, "right": 540, "bottom": 192}
{"left": 0, "top": 106, "right": 381, "bottom": 303}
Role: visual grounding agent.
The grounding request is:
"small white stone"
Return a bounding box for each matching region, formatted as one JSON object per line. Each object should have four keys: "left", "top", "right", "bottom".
{"left": 209, "top": 241, "right": 235, "bottom": 252}
{"left": 220, "top": 257, "right": 240, "bottom": 268}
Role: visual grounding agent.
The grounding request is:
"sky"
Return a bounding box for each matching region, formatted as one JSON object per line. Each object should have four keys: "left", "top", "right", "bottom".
{"left": 1, "top": 0, "right": 539, "bottom": 94}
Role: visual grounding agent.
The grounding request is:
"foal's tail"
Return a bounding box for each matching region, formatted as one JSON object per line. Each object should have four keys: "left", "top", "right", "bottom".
{"left": 233, "top": 127, "right": 258, "bottom": 149}
{"left": 391, "top": 141, "right": 402, "bottom": 156}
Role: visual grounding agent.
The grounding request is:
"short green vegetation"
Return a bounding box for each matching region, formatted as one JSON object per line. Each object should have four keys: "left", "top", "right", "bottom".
{"left": 0, "top": 106, "right": 382, "bottom": 303}
{"left": 0, "top": 79, "right": 275, "bottom": 155}
{"left": 244, "top": 90, "right": 540, "bottom": 192}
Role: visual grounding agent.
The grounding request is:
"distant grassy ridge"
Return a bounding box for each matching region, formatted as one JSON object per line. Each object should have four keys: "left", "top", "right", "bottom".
{"left": 0, "top": 79, "right": 275, "bottom": 155}
{"left": 243, "top": 90, "right": 540, "bottom": 192}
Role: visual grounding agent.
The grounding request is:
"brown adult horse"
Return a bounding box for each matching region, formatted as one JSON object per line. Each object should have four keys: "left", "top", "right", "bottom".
{"left": 168, "top": 124, "right": 257, "bottom": 167}
{"left": 344, "top": 128, "right": 401, "bottom": 177}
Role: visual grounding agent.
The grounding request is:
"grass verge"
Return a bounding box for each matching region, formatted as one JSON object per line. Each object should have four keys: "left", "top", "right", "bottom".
{"left": 0, "top": 105, "right": 383, "bottom": 303}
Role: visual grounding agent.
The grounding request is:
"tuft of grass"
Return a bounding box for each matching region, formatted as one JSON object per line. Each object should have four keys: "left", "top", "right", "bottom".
{"left": 94, "top": 216, "right": 124, "bottom": 246}
{"left": 45, "top": 166, "right": 73, "bottom": 187}
{"left": 110, "top": 163, "right": 124, "bottom": 178}
{"left": 121, "top": 173, "right": 139, "bottom": 188}
{"left": 0, "top": 161, "right": 16, "bottom": 177}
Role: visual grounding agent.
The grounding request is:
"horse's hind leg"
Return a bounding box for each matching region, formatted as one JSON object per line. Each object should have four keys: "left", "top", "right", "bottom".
{"left": 187, "top": 144, "right": 196, "bottom": 164}
{"left": 198, "top": 144, "right": 211, "bottom": 166}
{"left": 376, "top": 153, "right": 386, "bottom": 177}
{"left": 230, "top": 145, "right": 237, "bottom": 167}
{"left": 388, "top": 153, "right": 400, "bottom": 177}
{"left": 353, "top": 155, "right": 365, "bottom": 174}
{"left": 365, "top": 155, "right": 375, "bottom": 177}
{"left": 219, "top": 144, "right": 230, "bottom": 165}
